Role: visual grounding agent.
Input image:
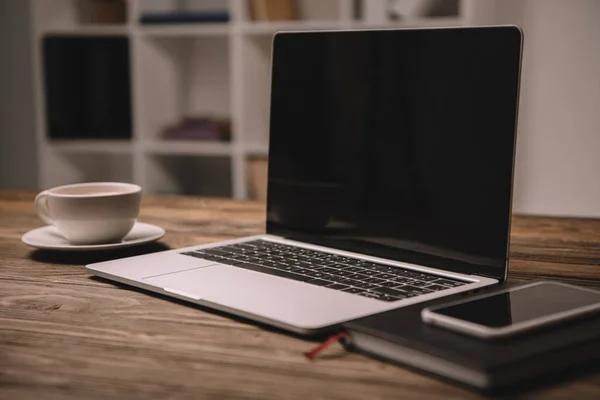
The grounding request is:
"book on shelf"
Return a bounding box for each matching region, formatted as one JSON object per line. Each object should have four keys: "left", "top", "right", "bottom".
{"left": 140, "top": 11, "right": 229, "bottom": 25}
{"left": 249, "top": 0, "right": 297, "bottom": 21}
{"left": 43, "top": 36, "right": 132, "bottom": 140}
{"left": 89, "top": 0, "right": 127, "bottom": 24}
{"left": 247, "top": 157, "right": 268, "bottom": 201}
{"left": 162, "top": 116, "right": 231, "bottom": 141}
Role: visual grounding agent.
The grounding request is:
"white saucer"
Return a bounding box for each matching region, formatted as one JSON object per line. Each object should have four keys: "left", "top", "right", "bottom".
{"left": 22, "top": 222, "right": 165, "bottom": 251}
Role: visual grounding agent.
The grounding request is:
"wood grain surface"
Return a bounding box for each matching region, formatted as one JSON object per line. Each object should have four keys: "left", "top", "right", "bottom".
{"left": 1, "top": 189, "right": 599, "bottom": 399}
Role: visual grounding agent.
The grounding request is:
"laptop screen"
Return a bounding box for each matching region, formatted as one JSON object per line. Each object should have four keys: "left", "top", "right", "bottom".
{"left": 266, "top": 27, "right": 522, "bottom": 280}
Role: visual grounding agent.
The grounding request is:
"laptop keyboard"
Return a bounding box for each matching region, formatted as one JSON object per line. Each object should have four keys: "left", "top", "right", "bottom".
{"left": 180, "top": 240, "right": 468, "bottom": 302}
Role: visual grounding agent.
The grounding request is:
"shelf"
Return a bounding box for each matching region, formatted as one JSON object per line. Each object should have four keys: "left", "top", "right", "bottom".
{"left": 237, "top": 17, "right": 466, "bottom": 36}
{"left": 40, "top": 25, "right": 130, "bottom": 36}
{"left": 352, "top": 17, "right": 465, "bottom": 29}
{"left": 138, "top": 24, "right": 230, "bottom": 38}
{"left": 239, "top": 20, "right": 347, "bottom": 35}
{"left": 46, "top": 139, "right": 133, "bottom": 154}
{"left": 244, "top": 143, "right": 269, "bottom": 157}
{"left": 33, "top": 0, "right": 476, "bottom": 199}
{"left": 143, "top": 140, "right": 233, "bottom": 156}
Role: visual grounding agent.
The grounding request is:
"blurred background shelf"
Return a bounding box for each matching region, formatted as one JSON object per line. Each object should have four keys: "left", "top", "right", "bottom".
{"left": 32, "top": 0, "right": 477, "bottom": 199}
{"left": 46, "top": 139, "right": 133, "bottom": 154}
{"left": 41, "top": 25, "right": 130, "bottom": 36}
{"left": 139, "top": 24, "right": 230, "bottom": 37}
{"left": 143, "top": 140, "right": 234, "bottom": 156}
{"left": 238, "top": 20, "right": 347, "bottom": 35}
{"left": 352, "top": 16, "right": 466, "bottom": 29}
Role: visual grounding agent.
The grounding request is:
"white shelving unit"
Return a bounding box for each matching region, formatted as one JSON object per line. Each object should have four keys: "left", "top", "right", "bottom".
{"left": 31, "top": 0, "right": 481, "bottom": 199}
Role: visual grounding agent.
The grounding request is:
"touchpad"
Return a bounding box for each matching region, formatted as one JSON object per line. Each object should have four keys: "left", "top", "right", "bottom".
{"left": 142, "top": 264, "right": 225, "bottom": 297}
{"left": 142, "top": 264, "right": 376, "bottom": 329}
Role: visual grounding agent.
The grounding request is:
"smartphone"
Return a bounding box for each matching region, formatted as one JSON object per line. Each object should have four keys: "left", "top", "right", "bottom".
{"left": 421, "top": 281, "right": 600, "bottom": 339}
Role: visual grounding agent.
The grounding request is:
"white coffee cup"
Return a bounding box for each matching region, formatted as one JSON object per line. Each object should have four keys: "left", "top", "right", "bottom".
{"left": 34, "top": 182, "right": 142, "bottom": 245}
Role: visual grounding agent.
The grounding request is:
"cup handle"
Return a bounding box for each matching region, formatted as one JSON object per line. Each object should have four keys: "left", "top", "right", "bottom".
{"left": 34, "top": 191, "right": 53, "bottom": 225}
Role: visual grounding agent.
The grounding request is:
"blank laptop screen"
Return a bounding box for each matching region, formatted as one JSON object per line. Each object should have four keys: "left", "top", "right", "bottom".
{"left": 266, "top": 27, "right": 522, "bottom": 279}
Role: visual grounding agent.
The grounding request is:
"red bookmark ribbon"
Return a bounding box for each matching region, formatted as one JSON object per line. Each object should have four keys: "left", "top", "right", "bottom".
{"left": 304, "top": 332, "right": 349, "bottom": 360}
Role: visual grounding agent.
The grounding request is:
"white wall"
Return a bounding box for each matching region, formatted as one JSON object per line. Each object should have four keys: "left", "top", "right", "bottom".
{"left": 0, "top": 0, "right": 38, "bottom": 190}
{"left": 493, "top": 0, "right": 600, "bottom": 217}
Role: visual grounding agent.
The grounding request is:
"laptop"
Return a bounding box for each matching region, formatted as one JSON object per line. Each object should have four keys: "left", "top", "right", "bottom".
{"left": 87, "top": 26, "right": 523, "bottom": 335}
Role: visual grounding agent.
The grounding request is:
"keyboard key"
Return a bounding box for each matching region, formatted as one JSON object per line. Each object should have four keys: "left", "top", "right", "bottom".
{"left": 372, "top": 287, "right": 408, "bottom": 297}
{"left": 327, "top": 269, "right": 354, "bottom": 277}
{"left": 392, "top": 277, "right": 415, "bottom": 284}
{"left": 401, "top": 271, "right": 423, "bottom": 278}
{"left": 424, "top": 284, "right": 451, "bottom": 291}
{"left": 298, "top": 256, "right": 318, "bottom": 263}
{"left": 306, "top": 279, "right": 332, "bottom": 286}
{"left": 357, "top": 292, "right": 383, "bottom": 300}
{"left": 379, "top": 280, "right": 401, "bottom": 287}
{"left": 415, "top": 274, "right": 439, "bottom": 282}
{"left": 303, "top": 251, "right": 322, "bottom": 258}
{"left": 362, "top": 277, "right": 387, "bottom": 284}
{"left": 342, "top": 287, "right": 364, "bottom": 294}
{"left": 401, "top": 285, "right": 434, "bottom": 295}
{"left": 360, "top": 270, "right": 382, "bottom": 276}
{"left": 238, "top": 244, "right": 258, "bottom": 250}
{"left": 226, "top": 244, "right": 248, "bottom": 250}
{"left": 201, "top": 255, "right": 222, "bottom": 262}
{"left": 382, "top": 268, "right": 406, "bottom": 275}
{"left": 295, "top": 269, "right": 314, "bottom": 275}
{"left": 259, "top": 261, "right": 277, "bottom": 268}
{"left": 226, "top": 254, "right": 250, "bottom": 261}
{"left": 204, "top": 248, "right": 231, "bottom": 256}
{"left": 381, "top": 294, "right": 404, "bottom": 302}
{"left": 408, "top": 280, "right": 430, "bottom": 288}
{"left": 336, "top": 278, "right": 363, "bottom": 286}
{"left": 346, "top": 273, "right": 370, "bottom": 280}
{"left": 369, "top": 264, "right": 395, "bottom": 272}
{"left": 434, "top": 279, "right": 466, "bottom": 286}
{"left": 288, "top": 260, "right": 313, "bottom": 268}
{"left": 354, "top": 282, "right": 381, "bottom": 290}
{"left": 326, "top": 283, "right": 350, "bottom": 290}
{"left": 360, "top": 262, "right": 380, "bottom": 269}
{"left": 309, "top": 260, "right": 333, "bottom": 268}
{"left": 376, "top": 273, "right": 396, "bottom": 280}
{"left": 329, "top": 263, "right": 350, "bottom": 270}
{"left": 341, "top": 266, "right": 367, "bottom": 273}
{"left": 303, "top": 271, "right": 335, "bottom": 280}
{"left": 274, "top": 264, "right": 302, "bottom": 273}
{"left": 344, "top": 259, "right": 367, "bottom": 266}
{"left": 315, "top": 267, "right": 339, "bottom": 274}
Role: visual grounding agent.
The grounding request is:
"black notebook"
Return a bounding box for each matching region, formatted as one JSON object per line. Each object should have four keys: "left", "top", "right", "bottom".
{"left": 343, "top": 294, "right": 600, "bottom": 391}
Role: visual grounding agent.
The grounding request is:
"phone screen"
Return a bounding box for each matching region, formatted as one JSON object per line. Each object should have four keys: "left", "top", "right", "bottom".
{"left": 432, "top": 283, "right": 600, "bottom": 328}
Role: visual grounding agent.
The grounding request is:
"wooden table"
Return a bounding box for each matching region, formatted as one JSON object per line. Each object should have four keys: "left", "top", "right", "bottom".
{"left": 1, "top": 190, "right": 599, "bottom": 399}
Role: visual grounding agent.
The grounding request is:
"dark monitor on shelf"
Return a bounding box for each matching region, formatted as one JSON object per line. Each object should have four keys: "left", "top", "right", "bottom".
{"left": 43, "top": 36, "right": 132, "bottom": 140}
